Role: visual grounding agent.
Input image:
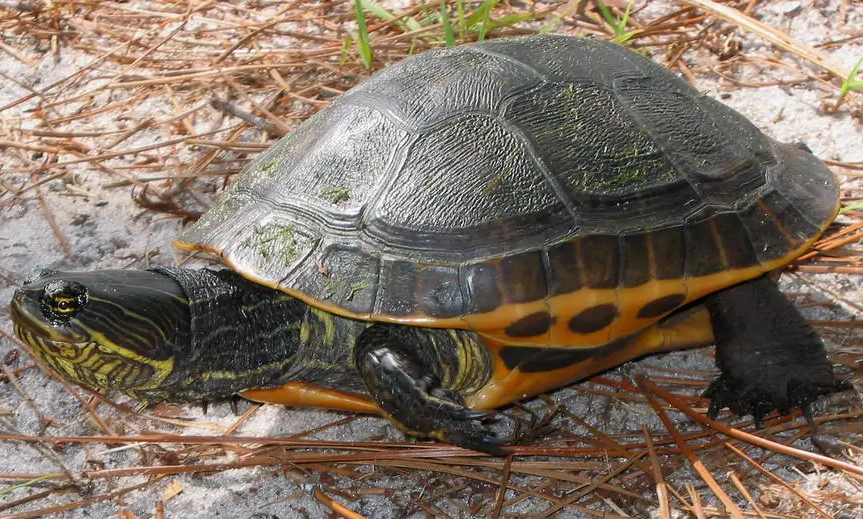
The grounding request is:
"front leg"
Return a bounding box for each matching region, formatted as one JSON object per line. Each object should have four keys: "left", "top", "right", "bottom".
{"left": 355, "top": 324, "right": 503, "bottom": 453}
{"left": 703, "top": 275, "right": 842, "bottom": 426}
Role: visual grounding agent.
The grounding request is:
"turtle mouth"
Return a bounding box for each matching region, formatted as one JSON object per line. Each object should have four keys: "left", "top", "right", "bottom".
{"left": 13, "top": 321, "right": 94, "bottom": 358}
{"left": 13, "top": 321, "right": 123, "bottom": 392}
{"left": 11, "top": 291, "right": 104, "bottom": 388}
{"left": 9, "top": 294, "right": 46, "bottom": 338}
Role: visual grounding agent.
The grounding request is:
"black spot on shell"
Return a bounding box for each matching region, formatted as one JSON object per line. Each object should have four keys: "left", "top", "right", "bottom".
{"left": 636, "top": 293, "right": 687, "bottom": 319}
{"left": 499, "top": 334, "right": 633, "bottom": 372}
{"left": 499, "top": 346, "right": 596, "bottom": 372}
{"left": 504, "top": 311, "right": 555, "bottom": 338}
{"left": 569, "top": 303, "right": 618, "bottom": 334}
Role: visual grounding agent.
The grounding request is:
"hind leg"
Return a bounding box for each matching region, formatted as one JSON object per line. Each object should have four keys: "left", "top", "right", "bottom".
{"left": 703, "top": 275, "right": 841, "bottom": 426}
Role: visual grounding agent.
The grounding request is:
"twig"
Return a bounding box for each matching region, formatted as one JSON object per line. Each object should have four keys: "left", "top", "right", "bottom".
{"left": 640, "top": 384, "right": 745, "bottom": 519}
{"left": 491, "top": 455, "right": 513, "bottom": 519}
{"left": 311, "top": 487, "right": 366, "bottom": 519}
{"left": 727, "top": 471, "right": 769, "bottom": 519}
{"left": 725, "top": 444, "right": 835, "bottom": 519}
{"left": 639, "top": 377, "right": 863, "bottom": 477}
{"left": 0, "top": 39, "right": 35, "bottom": 66}
{"left": 0, "top": 479, "right": 160, "bottom": 519}
{"left": 643, "top": 424, "right": 671, "bottom": 519}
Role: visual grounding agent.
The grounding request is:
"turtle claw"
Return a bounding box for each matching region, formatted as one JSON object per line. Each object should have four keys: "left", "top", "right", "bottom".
{"left": 458, "top": 409, "right": 493, "bottom": 421}
{"left": 802, "top": 403, "right": 817, "bottom": 431}
{"left": 446, "top": 428, "right": 508, "bottom": 455}
{"left": 702, "top": 374, "right": 779, "bottom": 427}
{"left": 703, "top": 379, "right": 728, "bottom": 420}
{"left": 752, "top": 409, "right": 766, "bottom": 430}
{"left": 702, "top": 372, "right": 841, "bottom": 430}
{"left": 402, "top": 386, "right": 504, "bottom": 453}
{"left": 432, "top": 412, "right": 507, "bottom": 454}
{"left": 394, "top": 388, "right": 504, "bottom": 453}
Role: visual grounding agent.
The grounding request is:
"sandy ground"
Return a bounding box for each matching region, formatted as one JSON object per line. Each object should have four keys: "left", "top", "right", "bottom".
{"left": 1, "top": 1, "right": 863, "bottom": 517}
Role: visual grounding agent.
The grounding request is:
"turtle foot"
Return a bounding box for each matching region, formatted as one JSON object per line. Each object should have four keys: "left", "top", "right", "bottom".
{"left": 362, "top": 348, "right": 506, "bottom": 453}
{"left": 703, "top": 371, "right": 843, "bottom": 429}
{"left": 356, "top": 325, "right": 506, "bottom": 454}
{"left": 413, "top": 386, "right": 507, "bottom": 454}
{"left": 703, "top": 276, "right": 844, "bottom": 430}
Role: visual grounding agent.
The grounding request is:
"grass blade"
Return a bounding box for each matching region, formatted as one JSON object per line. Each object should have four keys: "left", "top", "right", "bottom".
{"left": 353, "top": 0, "right": 373, "bottom": 69}
{"left": 467, "top": 0, "right": 501, "bottom": 41}
{"left": 440, "top": 1, "right": 456, "bottom": 47}
{"left": 840, "top": 54, "right": 863, "bottom": 97}
{"left": 597, "top": 0, "right": 639, "bottom": 44}
{"left": 456, "top": 0, "right": 466, "bottom": 40}
{"left": 361, "top": 0, "right": 423, "bottom": 32}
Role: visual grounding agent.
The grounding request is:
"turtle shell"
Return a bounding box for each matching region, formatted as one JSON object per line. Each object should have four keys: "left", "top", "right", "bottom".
{"left": 177, "top": 35, "right": 838, "bottom": 348}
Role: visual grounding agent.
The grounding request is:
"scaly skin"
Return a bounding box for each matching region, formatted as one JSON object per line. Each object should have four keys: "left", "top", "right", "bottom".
{"left": 702, "top": 275, "right": 842, "bottom": 427}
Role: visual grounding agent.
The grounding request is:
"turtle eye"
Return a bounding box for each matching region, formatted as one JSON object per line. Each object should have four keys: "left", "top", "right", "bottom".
{"left": 41, "top": 280, "right": 88, "bottom": 321}
{"left": 51, "top": 297, "right": 78, "bottom": 315}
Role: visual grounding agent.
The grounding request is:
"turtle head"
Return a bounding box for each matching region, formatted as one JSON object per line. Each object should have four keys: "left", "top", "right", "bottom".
{"left": 10, "top": 269, "right": 190, "bottom": 398}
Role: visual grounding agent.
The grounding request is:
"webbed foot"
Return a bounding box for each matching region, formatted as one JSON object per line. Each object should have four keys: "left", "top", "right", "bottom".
{"left": 703, "top": 275, "right": 844, "bottom": 429}
{"left": 356, "top": 325, "right": 505, "bottom": 454}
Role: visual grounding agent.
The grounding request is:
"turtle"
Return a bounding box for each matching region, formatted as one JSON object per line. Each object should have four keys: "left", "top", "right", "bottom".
{"left": 10, "top": 34, "right": 842, "bottom": 453}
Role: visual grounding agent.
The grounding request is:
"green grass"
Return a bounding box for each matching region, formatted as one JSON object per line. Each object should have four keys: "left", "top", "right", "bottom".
{"left": 840, "top": 54, "right": 863, "bottom": 97}
{"left": 361, "top": 0, "right": 422, "bottom": 32}
{"left": 840, "top": 201, "right": 863, "bottom": 214}
{"left": 437, "top": 0, "right": 538, "bottom": 45}
{"left": 351, "top": 0, "right": 549, "bottom": 58}
{"left": 596, "top": 0, "right": 639, "bottom": 44}
{"left": 440, "top": 1, "right": 457, "bottom": 47}
{"left": 469, "top": 0, "right": 501, "bottom": 41}
{"left": 340, "top": 34, "right": 353, "bottom": 66}
{"left": 349, "top": 0, "right": 651, "bottom": 67}
{"left": 354, "top": 0, "right": 373, "bottom": 69}
{"left": 1, "top": 474, "right": 60, "bottom": 496}
{"left": 455, "top": 0, "right": 467, "bottom": 40}
{"left": 464, "top": 0, "right": 537, "bottom": 40}
{"left": 832, "top": 53, "right": 863, "bottom": 110}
